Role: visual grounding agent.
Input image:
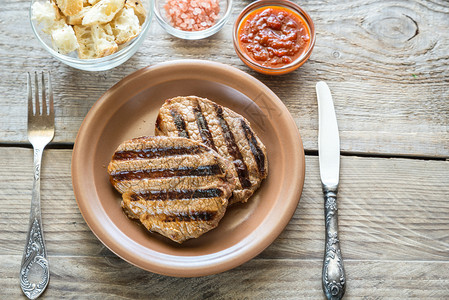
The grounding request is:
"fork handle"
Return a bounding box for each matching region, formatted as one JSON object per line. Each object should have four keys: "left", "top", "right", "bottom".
{"left": 322, "top": 185, "right": 346, "bottom": 300}
{"left": 20, "top": 147, "right": 50, "bottom": 300}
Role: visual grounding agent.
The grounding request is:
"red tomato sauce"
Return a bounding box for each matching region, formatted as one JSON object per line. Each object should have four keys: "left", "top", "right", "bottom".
{"left": 238, "top": 6, "right": 311, "bottom": 68}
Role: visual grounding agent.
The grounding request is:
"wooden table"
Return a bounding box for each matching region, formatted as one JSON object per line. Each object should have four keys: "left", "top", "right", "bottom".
{"left": 1, "top": 0, "right": 448, "bottom": 298}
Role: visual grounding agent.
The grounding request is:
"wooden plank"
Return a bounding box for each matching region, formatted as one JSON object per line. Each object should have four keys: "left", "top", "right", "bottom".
{"left": 264, "top": 156, "right": 449, "bottom": 261}
{"left": 0, "top": 1, "right": 448, "bottom": 157}
{"left": 2, "top": 255, "right": 449, "bottom": 298}
{"left": 1, "top": 148, "right": 448, "bottom": 262}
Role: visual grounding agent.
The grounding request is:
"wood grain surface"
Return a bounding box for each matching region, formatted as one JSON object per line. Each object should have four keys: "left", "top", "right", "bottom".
{"left": 0, "top": 0, "right": 448, "bottom": 157}
{"left": 2, "top": 257, "right": 449, "bottom": 299}
{"left": 0, "top": 148, "right": 448, "bottom": 298}
{"left": 0, "top": 0, "right": 448, "bottom": 298}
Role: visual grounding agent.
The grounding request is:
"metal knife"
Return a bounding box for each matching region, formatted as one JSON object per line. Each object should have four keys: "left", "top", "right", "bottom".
{"left": 316, "top": 81, "right": 346, "bottom": 300}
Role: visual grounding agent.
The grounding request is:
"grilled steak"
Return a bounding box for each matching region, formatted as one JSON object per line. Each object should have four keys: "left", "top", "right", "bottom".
{"left": 107, "top": 136, "right": 237, "bottom": 243}
{"left": 155, "top": 96, "right": 268, "bottom": 205}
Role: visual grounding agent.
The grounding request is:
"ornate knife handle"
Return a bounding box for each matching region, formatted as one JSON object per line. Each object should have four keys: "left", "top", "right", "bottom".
{"left": 20, "top": 147, "right": 50, "bottom": 299}
{"left": 322, "top": 185, "right": 346, "bottom": 300}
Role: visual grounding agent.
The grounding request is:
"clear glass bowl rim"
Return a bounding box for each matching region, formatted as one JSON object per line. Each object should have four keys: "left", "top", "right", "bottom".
{"left": 29, "top": 0, "right": 153, "bottom": 66}
{"left": 153, "top": 0, "right": 233, "bottom": 39}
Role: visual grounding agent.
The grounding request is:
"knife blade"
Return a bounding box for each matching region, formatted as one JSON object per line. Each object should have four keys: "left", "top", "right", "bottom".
{"left": 316, "top": 81, "right": 346, "bottom": 300}
{"left": 317, "top": 81, "right": 340, "bottom": 187}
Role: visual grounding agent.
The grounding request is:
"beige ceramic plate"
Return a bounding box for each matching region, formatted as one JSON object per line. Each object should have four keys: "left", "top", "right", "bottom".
{"left": 72, "top": 60, "right": 305, "bottom": 277}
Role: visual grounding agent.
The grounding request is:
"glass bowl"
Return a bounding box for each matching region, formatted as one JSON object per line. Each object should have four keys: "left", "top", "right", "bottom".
{"left": 30, "top": 0, "right": 153, "bottom": 71}
{"left": 153, "top": 0, "right": 232, "bottom": 40}
{"left": 233, "top": 0, "right": 315, "bottom": 75}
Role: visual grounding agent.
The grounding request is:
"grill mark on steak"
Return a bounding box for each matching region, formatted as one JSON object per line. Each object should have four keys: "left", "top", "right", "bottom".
{"left": 130, "top": 188, "right": 224, "bottom": 201}
{"left": 161, "top": 211, "right": 217, "bottom": 222}
{"left": 155, "top": 114, "right": 163, "bottom": 132}
{"left": 112, "top": 145, "right": 203, "bottom": 161}
{"left": 111, "top": 165, "right": 223, "bottom": 181}
{"left": 170, "top": 109, "right": 189, "bottom": 138}
{"left": 241, "top": 119, "right": 266, "bottom": 177}
{"left": 214, "top": 104, "right": 251, "bottom": 189}
{"left": 193, "top": 102, "right": 217, "bottom": 151}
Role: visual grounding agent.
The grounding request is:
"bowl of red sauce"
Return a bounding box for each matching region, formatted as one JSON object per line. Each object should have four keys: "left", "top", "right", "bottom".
{"left": 233, "top": 0, "right": 315, "bottom": 75}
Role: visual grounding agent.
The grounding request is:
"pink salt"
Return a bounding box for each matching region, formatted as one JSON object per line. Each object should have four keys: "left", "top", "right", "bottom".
{"left": 164, "top": 0, "right": 220, "bottom": 32}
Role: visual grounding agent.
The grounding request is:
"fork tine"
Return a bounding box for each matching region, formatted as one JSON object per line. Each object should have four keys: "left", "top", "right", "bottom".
{"left": 34, "top": 72, "right": 40, "bottom": 115}
{"left": 41, "top": 72, "right": 47, "bottom": 115}
{"left": 48, "top": 72, "right": 54, "bottom": 117}
{"left": 27, "top": 73, "right": 33, "bottom": 117}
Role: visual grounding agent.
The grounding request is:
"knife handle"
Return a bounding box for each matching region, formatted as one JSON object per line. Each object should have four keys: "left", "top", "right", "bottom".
{"left": 322, "top": 185, "right": 346, "bottom": 300}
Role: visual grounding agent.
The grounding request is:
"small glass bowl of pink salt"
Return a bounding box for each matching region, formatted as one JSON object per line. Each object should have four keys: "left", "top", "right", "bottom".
{"left": 154, "top": 0, "right": 233, "bottom": 39}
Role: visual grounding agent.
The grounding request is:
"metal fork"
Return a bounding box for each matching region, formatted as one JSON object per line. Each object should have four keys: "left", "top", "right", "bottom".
{"left": 20, "top": 72, "right": 54, "bottom": 299}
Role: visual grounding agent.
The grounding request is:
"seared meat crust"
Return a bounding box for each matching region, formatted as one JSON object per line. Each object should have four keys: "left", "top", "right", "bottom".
{"left": 155, "top": 96, "right": 268, "bottom": 204}
{"left": 108, "top": 136, "right": 236, "bottom": 243}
